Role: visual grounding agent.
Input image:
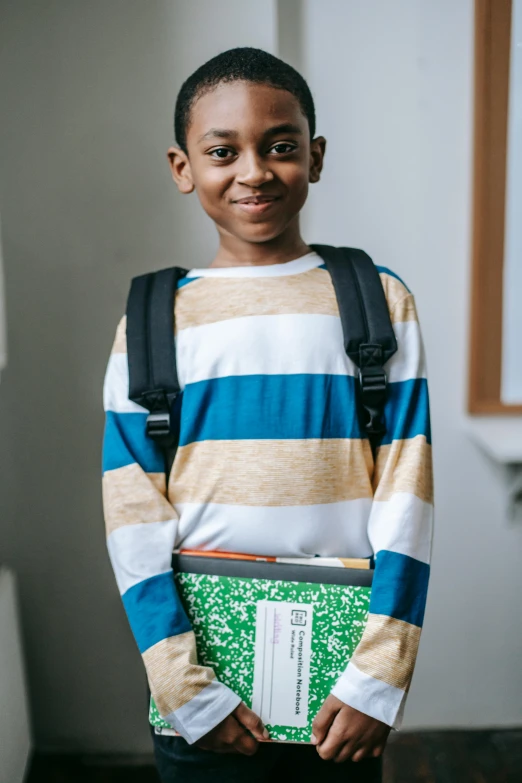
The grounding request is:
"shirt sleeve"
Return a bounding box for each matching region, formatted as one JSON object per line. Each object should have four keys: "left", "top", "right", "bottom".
{"left": 102, "top": 316, "right": 241, "bottom": 744}
{"left": 331, "top": 290, "right": 433, "bottom": 729}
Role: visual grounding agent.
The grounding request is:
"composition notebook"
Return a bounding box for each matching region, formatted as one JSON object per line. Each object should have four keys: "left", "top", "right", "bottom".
{"left": 150, "top": 552, "right": 373, "bottom": 744}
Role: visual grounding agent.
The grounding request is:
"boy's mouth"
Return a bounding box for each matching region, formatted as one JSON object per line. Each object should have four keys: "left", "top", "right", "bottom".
{"left": 233, "top": 196, "right": 281, "bottom": 215}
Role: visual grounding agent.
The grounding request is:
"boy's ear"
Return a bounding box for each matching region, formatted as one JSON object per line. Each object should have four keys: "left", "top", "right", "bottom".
{"left": 309, "top": 136, "right": 326, "bottom": 184}
{"left": 167, "top": 146, "right": 195, "bottom": 194}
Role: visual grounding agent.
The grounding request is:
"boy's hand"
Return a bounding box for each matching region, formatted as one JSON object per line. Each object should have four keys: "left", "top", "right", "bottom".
{"left": 196, "top": 702, "right": 269, "bottom": 755}
{"left": 311, "top": 695, "right": 390, "bottom": 763}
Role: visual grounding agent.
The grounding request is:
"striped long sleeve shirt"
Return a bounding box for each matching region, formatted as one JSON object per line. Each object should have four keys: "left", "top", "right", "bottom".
{"left": 102, "top": 250, "right": 433, "bottom": 744}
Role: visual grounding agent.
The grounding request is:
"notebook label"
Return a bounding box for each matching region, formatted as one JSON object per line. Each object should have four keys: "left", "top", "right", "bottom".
{"left": 252, "top": 600, "right": 314, "bottom": 727}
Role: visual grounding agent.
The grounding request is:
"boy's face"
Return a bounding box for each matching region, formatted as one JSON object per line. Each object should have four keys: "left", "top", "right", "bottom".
{"left": 168, "top": 81, "right": 326, "bottom": 245}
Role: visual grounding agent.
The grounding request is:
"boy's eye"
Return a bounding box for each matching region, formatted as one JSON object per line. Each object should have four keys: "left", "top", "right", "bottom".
{"left": 209, "top": 148, "right": 233, "bottom": 159}
{"left": 208, "top": 143, "right": 296, "bottom": 160}
{"left": 269, "top": 143, "right": 296, "bottom": 154}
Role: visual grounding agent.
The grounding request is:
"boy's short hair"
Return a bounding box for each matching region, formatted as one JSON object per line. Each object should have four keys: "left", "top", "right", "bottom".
{"left": 174, "top": 46, "right": 316, "bottom": 155}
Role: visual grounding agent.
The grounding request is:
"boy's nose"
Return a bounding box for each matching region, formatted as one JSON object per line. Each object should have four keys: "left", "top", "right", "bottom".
{"left": 237, "top": 155, "right": 275, "bottom": 188}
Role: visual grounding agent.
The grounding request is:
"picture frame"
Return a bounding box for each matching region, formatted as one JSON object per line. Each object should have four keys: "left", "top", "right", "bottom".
{"left": 469, "top": 0, "right": 522, "bottom": 413}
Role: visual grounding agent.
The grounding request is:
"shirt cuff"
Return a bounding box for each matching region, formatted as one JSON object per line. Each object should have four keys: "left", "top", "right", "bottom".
{"left": 161, "top": 680, "right": 242, "bottom": 744}
{"left": 331, "top": 662, "right": 407, "bottom": 729}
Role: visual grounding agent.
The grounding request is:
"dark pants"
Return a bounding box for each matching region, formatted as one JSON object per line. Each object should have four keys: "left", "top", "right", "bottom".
{"left": 150, "top": 726, "right": 383, "bottom": 783}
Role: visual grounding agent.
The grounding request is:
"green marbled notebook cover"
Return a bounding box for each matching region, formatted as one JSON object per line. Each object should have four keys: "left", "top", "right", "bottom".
{"left": 149, "top": 572, "right": 371, "bottom": 743}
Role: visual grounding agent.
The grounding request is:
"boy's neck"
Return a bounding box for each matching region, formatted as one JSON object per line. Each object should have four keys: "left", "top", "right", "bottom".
{"left": 209, "top": 232, "right": 312, "bottom": 269}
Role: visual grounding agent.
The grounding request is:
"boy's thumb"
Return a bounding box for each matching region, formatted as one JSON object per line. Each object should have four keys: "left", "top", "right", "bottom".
{"left": 234, "top": 702, "right": 270, "bottom": 740}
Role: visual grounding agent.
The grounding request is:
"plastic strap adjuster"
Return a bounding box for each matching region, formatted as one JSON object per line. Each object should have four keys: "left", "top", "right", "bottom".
{"left": 358, "top": 366, "right": 387, "bottom": 396}
{"left": 358, "top": 344, "right": 388, "bottom": 436}
{"left": 146, "top": 411, "right": 172, "bottom": 441}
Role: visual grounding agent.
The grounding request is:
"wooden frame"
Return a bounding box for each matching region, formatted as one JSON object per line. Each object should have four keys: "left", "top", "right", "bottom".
{"left": 469, "top": 0, "right": 522, "bottom": 413}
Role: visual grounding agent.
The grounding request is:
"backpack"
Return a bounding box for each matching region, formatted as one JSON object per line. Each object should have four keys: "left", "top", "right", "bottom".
{"left": 125, "top": 244, "right": 398, "bottom": 476}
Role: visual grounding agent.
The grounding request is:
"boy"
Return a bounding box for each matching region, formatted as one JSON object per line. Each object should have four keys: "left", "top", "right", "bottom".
{"left": 102, "top": 47, "right": 433, "bottom": 782}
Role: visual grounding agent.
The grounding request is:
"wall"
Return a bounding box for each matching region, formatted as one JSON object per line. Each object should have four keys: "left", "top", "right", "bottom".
{"left": 301, "top": 0, "right": 522, "bottom": 728}
{"left": 0, "top": 569, "right": 31, "bottom": 783}
{"left": 0, "top": 216, "right": 7, "bottom": 379}
{"left": 502, "top": 0, "right": 522, "bottom": 403}
{"left": 0, "top": 0, "right": 276, "bottom": 753}
{"left": 0, "top": 0, "right": 520, "bottom": 756}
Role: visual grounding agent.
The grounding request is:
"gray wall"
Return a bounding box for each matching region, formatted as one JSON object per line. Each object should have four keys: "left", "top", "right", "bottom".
{"left": 0, "top": 0, "right": 521, "bottom": 755}
{"left": 0, "top": 570, "right": 31, "bottom": 783}
{"left": 0, "top": 0, "right": 276, "bottom": 752}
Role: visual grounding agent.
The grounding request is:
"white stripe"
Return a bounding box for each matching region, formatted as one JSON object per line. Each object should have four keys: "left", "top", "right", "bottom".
{"left": 104, "top": 314, "right": 425, "bottom": 405}
{"left": 107, "top": 519, "right": 177, "bottom": 595}
{"left": 184, "top": 251, "right": 322, "bottom": 279}
{"left": 331, "top": 661, "right": 406, "bottom": 729}
{"left": 164, "top": 679, "right": 242, "bottom": 744}
{"left": 103, "top": 353, "right": 147, "bottom": 414}
{"left": 174, "top": 499, "right": 373, "bottom": 558}
{"left": 176, "top": 314, "right": 350, "bottom": 388}
{"left": 388, "top": 319, "right": 427, "bottom": 381}
{"left": 176, "top": 315, "right": 426, "bottom": 389}
{"left": 368, "top": 493, "right": 433, "bottom": 565}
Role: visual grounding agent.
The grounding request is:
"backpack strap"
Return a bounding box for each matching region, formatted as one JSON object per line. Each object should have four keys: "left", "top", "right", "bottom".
{"left": 125, "top": 249, "right": 397, "bottom": 466}
{"left": 126, "top": 266, "right": 188, "bottom": 473}
{"left": 309, "top": 244, "right": 398, "bottom": 440}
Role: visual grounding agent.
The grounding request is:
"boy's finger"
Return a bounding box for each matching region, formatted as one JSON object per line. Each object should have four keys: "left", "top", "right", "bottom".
{"left": 317, "top": 734, "right": 351, "bottom": 762}
{"left": 234, "top": 702, "right": 270, "bottom": 740}
{"left": 316, "top": 717, "right": 350, "bottom": 761}
{"left": 334, "top": 742, "right": 359, "bottom": 764}
{"left": 216, "top": 716, "right": 248, "bottom": 754}
{"left": 233, "top": 728, "right": 259, "bottom": 756}
{"left": 311, "top": 697, "right": 340, "bottom": 745}
{"left": 206, "top": 716, "right": 241, "bottom": 752}
{"left": 350, "top": 746, "right": 368, "bottom": 763}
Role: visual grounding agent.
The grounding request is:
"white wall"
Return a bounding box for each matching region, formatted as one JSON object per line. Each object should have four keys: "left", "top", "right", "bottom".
{"left": 502, "top": 0, "right": 522, "bottom": 404}
{"left": 0, "top": 0, "right": 520, "bottom": 756}
{"left": 302, "top": 0, "right": 522, "bottom": 728}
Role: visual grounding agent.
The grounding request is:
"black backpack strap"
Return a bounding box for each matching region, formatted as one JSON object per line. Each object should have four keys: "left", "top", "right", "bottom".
{"left": 126, "top": 266, "right": 188, "bottom": 474}
{"left": 309, "top": 244, "right": 398, "bottom": 440}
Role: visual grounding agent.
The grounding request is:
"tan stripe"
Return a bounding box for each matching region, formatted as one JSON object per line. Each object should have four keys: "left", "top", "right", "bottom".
{"left": 352, "top": 613, "right": 421, "bottom": 691}
{"left": 103, "top": 464, "right": 174, "bottom": 536}
{"left": 112, "top": 315, "right": 127, "bottom": 354}
{"left": 378, "top": 274, "right": 413, "bottom": 319}
{"left": 143, "top": 632, "right": 215, "bottom": 715}
{"left": 113, "top": 273, "right": 413, "bottom": 351}
{"left": 169, "top": 438, "right": 373, "bottom": 506}
{"left": 390, "top": 293, "right": 418, "bottom": 323}
{"left": 372, "top": 436, "right": 433, "bottom": 504}
{"left": 174, "top": 267, "right": 339, "bottom": 331}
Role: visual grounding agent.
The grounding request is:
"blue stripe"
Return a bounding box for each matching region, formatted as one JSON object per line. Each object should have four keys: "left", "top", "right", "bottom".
{"left": 177, "top": 276, "right": 198, "bottom": 289}
{"left": 178, "top": 374, "right": 429, "bottom": 446}
{"left": 376, "top": 266, "right": 410, "bottom": 291}
{"left": 179, "top": 374, "right": 364, "bottom": 446}
{"left": 103, "top": 411, "right": 165, "bottom": 473}
{"left": 318, "top": 263, "right": 327, "bottom": 270}
{"left": 381, "top": 378, "right": 431, "bottom": 445}
{"left": 122, "top": 572, "right": 192, "bottom": 654}
{"left": 370, "top": 550, "right": 430, "bottom": 627}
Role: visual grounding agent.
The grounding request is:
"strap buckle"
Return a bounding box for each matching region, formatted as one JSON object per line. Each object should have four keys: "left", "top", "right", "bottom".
{"left": 358, "top": 360, "right": 387, "bottom": 437}
{"left": 142, "top": 390, "right": 179, "bottom": 444}
{"left": 146, "top": 411, "right": 172, "bottom": 441}
{"left": 358, "top": 366, "right": 387, "bottom": 396}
